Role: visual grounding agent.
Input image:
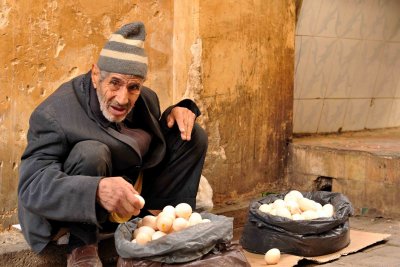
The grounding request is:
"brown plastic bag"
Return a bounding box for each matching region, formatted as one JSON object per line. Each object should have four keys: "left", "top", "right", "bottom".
{"left": 117, "top": 243, "right": 250, "bottom": 267}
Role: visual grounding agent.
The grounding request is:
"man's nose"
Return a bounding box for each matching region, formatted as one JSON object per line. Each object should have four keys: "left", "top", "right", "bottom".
{"left": 115, "top": 88, "right": 129, "bottom": 105}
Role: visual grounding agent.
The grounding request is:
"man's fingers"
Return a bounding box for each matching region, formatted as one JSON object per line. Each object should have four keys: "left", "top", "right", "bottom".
{"left": 168, "top": 107, "right": 196, "bottom": 140}
{"left": 97, "top": 177, "right": 143, "bottom": 217}
{"left": 167, "top": 114, "right": 175, "bottom": 128}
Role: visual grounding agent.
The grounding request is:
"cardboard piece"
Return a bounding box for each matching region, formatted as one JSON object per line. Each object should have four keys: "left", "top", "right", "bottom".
{"left": 243, "top": 229, "right": 390, "bottom": 266}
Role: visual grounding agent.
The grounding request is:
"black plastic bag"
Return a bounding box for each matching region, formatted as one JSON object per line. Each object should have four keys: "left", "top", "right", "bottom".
{"left": 115, "top": 213, "right": 234, "bottom": 264}
{"left": 117, "top": 242, "right": 251, "bottom": 267}
{"left": 240, "top": 191, "right": 354, "bottom": 257}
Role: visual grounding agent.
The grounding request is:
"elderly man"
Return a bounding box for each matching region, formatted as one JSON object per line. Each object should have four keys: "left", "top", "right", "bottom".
{"left": 17, "top": 21, "right": 207, "bottom": 266}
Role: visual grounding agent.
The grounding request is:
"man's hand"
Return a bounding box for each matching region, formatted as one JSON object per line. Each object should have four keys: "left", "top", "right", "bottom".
{"left": 167, "top": 106, "right": 196, "bottom": 141}
{"left": 96, "top": 177, "right": 143, "bottom": 217}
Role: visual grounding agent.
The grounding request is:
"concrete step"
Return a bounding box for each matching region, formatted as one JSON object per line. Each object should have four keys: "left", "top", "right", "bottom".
{"left": 287, "top": 128, "right": 400, "bottom": 218}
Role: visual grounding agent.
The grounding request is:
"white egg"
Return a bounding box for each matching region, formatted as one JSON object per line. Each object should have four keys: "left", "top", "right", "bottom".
{"left": 273, "top": 199, "right": 286, "bottom": 209}
{"left": 284, "top": 194, "right": 297, "bottom": 203}
{"left": 131, "top": 239, "right": 137, "bottom": 243}
{"left": 175, "top": 203, "right": 193, "bottom": 220}
{"left": 156, "top": 215, "right": 173, "bottom": 233}
{"left": 269, "top": 208, "right": 277, "bottom": 216}
{"left": 134, "top": 194, "right": 145, "bottom": 209}
{"left": 137, "top": 225, "right": 155, "bottom": 237}
{"left": 188, "top": 212, "right": 203, "bottom": 226}
{"left": 201, "top": 219, "right": 211, "bottom": 223}
{"left": 302, "top": 210, "right": 318, "bottom": 220}
{"left": 264, "top": 248, "right": 281, "bottom": 265}
{"left": 285, "top": 200, "right": 301, "bottom": 215}
{"left": 172, "top": 217, "right": 189, "bottom": 232}
{"left": 157, "top": 211, "right": 175, "bottom": 221}
{"left": 316, "top": 209, "right": 329, "bottom": 218}
{"left": 322, "top": 204, "right": 334, "bottom": 217}
{"left": 132, "top": 228, "right": 140, "bottom": 239}
{"left": 298, "top": 198, "right": 316, "bottom": 212}
{"left": 292, "top": 214, "right": 304, "bottom": 220}
{"left": 151, "top": 231, "right": 167, "bottom": 240}
{"left": 142, "top": 215, "right": 158, "bottom": 230}
{"left": 136, "top": 219, "right": 143, "bottom": 228}
{"left": 286, "top": 190, "right": 303, "bottom": 200}
{"left": 162, "top": 205, "right": 176, "bottom": 218}
{"left": 314, "top": 202, "right": 323, "bottom": 211}
{"left": 135, "top": 232, "right": 152, "bottom": 245}
{"left": 276, "top": 207, "right": 292, "bottom": 219}
{"left": 259, "top": 204, "right": 272, "bottom": 214}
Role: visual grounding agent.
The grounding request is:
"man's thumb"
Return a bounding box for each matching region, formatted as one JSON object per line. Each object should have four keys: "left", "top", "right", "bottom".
{"left": 167, "top": 114, "right": 175, "bottom": 128}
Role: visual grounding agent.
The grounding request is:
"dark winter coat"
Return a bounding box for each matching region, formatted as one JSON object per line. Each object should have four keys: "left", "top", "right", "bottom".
{"left": 17, "top": 71, "right": 198, "bottom": 253}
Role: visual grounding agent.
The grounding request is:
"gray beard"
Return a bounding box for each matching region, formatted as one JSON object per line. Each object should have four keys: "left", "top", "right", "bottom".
{"left": 96, "top": 92, "right": 125, "bottom": 123}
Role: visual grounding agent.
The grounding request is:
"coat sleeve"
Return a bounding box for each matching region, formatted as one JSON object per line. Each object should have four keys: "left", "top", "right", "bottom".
{"left": 18, "top": 107, "right": 102, "bottom": 225}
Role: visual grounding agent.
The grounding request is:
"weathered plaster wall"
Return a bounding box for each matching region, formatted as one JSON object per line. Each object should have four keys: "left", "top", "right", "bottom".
{"left": 0, "top": 0, "right": 174, "bottom": 230}
{"left": 199, "top": 0, "right": 295, "bottom": 207}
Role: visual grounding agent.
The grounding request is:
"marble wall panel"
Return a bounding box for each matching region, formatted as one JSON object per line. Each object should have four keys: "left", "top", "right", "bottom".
{"left": 372, "top": 42, "right": 400, "bottom": 98}
{"left": 342, "top": 99, "right": 370, "bottom": 131}
{"left": 325, "top": 38, "right": 362, "bottom": 98}
{"left": 299, "top": 37, "right": 338, "bottom": 99}
{"left": 318, "top": 99, "right": 347, "bottom": 132}
{"left": 365, "top": 98, "right": 393, "bottom": 129}
{"left": 293, "top": 99, "right": 323, "bottom": 133}
{"left": 295, "top": 0, "right": 400, "bottom": 133}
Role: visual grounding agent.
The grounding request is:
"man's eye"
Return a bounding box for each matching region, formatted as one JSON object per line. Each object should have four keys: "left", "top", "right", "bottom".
{"left": 128, "top": 84, "right": 140, "bottom": 92}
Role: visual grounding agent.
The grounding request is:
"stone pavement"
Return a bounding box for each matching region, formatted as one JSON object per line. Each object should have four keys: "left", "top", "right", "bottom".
{"left": 297, "top": 215, "right": 400, "bottom": 267}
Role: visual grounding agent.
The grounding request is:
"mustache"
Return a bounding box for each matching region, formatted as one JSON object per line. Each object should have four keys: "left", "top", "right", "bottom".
{"left": 108, "top": 100, "right": 131, "bottom": 110}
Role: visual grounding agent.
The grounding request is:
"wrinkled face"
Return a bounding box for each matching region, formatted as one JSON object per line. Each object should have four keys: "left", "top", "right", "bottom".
{"left": 91, "top": 64, "right": 144, "bottom": 123}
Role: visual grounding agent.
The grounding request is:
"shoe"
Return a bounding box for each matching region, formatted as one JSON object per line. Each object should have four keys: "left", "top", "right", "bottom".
{"left": 67, "top": 244, "right": 103, "bottom": 267}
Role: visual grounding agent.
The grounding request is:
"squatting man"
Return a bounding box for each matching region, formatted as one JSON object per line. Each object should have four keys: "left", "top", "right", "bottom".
{"left": 17, "top": 21, "right": 208, "bottom": 266}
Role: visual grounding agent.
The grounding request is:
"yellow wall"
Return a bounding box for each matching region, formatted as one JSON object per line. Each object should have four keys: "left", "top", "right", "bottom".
{"left": 199, "top": 0, "right": 295, "bottom": 206}
{"left": 0, "top": 0, "right": 294, "bottom": 229}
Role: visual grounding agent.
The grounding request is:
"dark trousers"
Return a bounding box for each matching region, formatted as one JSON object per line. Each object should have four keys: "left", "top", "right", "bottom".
{"left": 59, "top": 123, "right": 207, "bottom": 250}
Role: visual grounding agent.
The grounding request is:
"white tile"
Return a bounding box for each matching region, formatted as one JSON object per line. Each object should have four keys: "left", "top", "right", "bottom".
{"left": 294, "top": 36, "right": 303, "bottom": 99}
{"left": 336, "top": 0, "right": 364, "bottom": 39}
{"left": 299, "top": 37, "right": 338, "bottom": 99}
{"left": 388, "top": 99, "right": 400, "bottom": 127}
{"left": 350, "top": 40, "right": 385, "bottom": 98}
{"left": 361, "top": 0, "right": 386, "bottom": 41}
{"left": 315, "top": 0, "right": 339, "bottom": 38}
{"left": 365, "top": 98, "right": 393, "bottom": 129}
{"left": 383, "top": 0, "right": 400, "bottom": 41}
{"left": 293, "top": 99, "right": 323, "bottom": 134}
{"left": 342, "top": 99, "right": 370, "bottom": 131}
{"left": 395, "top": 78, "right": 400, "bottom": 98}
{"left": 293, "top": 99, "right": 299, "bottom": 128}
{"left": 296, "top": 0, "right": 322, "bottom": 36}
{"left": 325, "top": 39, "right": 362, "bottom": 98}
{"left": 372, "top": 42, "right": 400, "bottom": 98}
{"left": 317, "top": 99, "right": 347, "bottom": 133}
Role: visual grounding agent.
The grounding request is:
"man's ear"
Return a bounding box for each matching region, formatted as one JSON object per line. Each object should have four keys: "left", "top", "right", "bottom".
{"left": 91, "top": 64, "right": 100, "bottom": 89}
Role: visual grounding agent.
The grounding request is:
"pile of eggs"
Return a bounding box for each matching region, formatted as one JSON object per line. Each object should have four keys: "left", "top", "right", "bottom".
{"left": 132, "top": 203, "right": 211, "bottom": 245}
{"left": 259, "top": 190, "right": 335, "bottom": 220}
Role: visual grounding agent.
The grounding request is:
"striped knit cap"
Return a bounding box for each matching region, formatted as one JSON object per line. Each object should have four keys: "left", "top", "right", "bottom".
{"left": 97, "top": 22, "right": 148, "bottom": 78}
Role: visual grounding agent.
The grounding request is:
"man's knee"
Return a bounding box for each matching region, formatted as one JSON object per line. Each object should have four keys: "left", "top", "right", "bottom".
{"left": 64, "top": 140, "right": 112, "bottom": 176}
{"left": 191, "top": 123, "right": 208, "bottom": 154}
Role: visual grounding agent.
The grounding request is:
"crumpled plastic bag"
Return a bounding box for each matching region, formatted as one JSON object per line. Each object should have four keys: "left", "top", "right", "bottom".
{"left": 240, "top": 191, "right": 354, "bottom": 256}
{"left": 117, "top": 242, "right": 251, "bottom": 267}
{"left": 115, "top": 212, "right": 233, "bottom": 264}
